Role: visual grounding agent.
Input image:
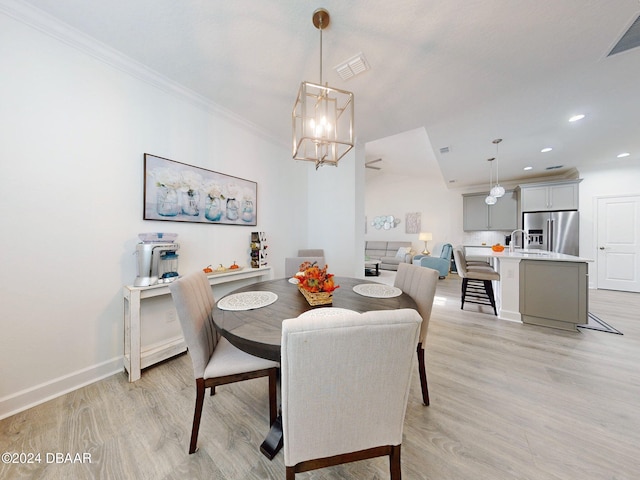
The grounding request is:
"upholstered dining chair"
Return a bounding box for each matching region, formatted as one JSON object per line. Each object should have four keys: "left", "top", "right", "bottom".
{"left": 169, "top": 271, "right": 279, "bottom": 454}
{"left": 281, "top": 308, "right": 422, "bottom": 479}
{"left": 394, "top": 262, "right": 439, "bottom": 406}
{"left": 284, "top": 249, "right": 325, "bottom": 277}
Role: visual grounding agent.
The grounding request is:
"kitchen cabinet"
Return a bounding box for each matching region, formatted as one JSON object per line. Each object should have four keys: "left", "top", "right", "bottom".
{"left": 519, "top": 180, "right": 580, "bottom": 212}
{"left": 519, "top": 260, "right": 588, "bottom": 331}
{"left": 463, "top": 190, "right": 518, "bottom": 231}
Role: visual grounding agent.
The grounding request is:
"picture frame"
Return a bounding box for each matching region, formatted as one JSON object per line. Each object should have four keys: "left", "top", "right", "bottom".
{"left": 143, "top": 153, "right": 257, "bottom": 226}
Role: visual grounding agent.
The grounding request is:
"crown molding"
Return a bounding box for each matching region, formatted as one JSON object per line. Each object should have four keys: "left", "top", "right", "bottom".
{"left": 0, "top": 0, "right": 285, "bottom": 147}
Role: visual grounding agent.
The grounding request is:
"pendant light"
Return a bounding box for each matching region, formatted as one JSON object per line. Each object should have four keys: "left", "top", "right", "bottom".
{"left": 292, "top": 8, "right": 355, "bottom": 169}
{"left": 485, "top": 157, "right": 497, "bottom": 205}
{"left": 489, "top": 138, "right": 505, "bottom": 198}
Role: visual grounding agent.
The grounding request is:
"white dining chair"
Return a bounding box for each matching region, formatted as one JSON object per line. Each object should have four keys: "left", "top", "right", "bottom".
{"left": 394, "top": 262, "right": 439, "bottom": 405}
{"left": 280, "top": 308, "right": 422, "bottom": 479}
{"left": 169, "top": 271, "right": 279, "bottom": 454}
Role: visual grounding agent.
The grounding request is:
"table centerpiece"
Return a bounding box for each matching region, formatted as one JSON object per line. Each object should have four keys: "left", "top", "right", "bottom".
{"left": 294, "top": 261, "right": 339, "bottom": 306}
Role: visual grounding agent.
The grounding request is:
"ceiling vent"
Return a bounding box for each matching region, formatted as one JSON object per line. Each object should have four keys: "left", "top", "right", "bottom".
{"left": 545, "top": 165, "right": 564, "bottom": 170}
{"left": 608, "top": 14, "right": 640, "bottom": 56}
{"left": 439, "top": 146, "right": 450, "bottom": 154}
{"left": 335, "top": 53, "right": 370, "bottom": 80}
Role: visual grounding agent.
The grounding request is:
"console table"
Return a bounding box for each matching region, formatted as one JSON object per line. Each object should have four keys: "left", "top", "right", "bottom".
{"left": 123, "top": 266, "right": 272, "bottom": 381}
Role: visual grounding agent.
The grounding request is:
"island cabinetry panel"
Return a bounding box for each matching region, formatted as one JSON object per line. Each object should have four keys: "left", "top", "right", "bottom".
{"left": 463, "top": 190, "right": 517, "bottom": 231}
{"left": 519, "top": 260, "right": 587, "bottom": 331}
{"left": 519, "top": 180, "right": 579, "bottom": 212}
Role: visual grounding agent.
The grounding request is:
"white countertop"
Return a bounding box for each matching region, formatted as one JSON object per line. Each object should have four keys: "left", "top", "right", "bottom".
{"left": 489, "top": 249, "right": 592, "bottom": 262}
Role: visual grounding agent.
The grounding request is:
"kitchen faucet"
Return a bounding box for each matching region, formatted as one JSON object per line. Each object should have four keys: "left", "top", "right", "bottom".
{"left": 509, "top": 229, "right": 528, "bottom": 253}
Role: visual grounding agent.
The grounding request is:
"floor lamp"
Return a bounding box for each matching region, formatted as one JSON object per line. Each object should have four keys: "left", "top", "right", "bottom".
{"left": 419, "top": 232, "right": 433, "bottom": 255}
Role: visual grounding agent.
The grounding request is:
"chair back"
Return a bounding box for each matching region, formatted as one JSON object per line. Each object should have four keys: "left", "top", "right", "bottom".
{"left": 394, "top": 262, "right": 439, "bottom": 344}
{"left": 280, "top": 308, "right": 421, "bottom": 467}
{"left": 453, "top": 246, "right": 468, "bottom": 278}
{"left": 284, "top": 249, "right": 326, "bottom": 277}
{"left": 169, "top": 271, "right": 220, "bottom": 379}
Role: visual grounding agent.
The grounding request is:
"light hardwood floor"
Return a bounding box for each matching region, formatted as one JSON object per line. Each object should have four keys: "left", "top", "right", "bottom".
{"left": 2, "top": 275, "right": 639, "bottom": 479}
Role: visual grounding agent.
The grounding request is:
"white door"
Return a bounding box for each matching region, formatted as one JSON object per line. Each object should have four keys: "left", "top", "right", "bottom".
{"left": 597, "top": 195, "right": 640, "bottom": 292}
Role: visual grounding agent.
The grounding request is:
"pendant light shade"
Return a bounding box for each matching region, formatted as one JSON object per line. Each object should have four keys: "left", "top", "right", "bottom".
{"left": 292, "top": 8, "right": 354, "bottom": 169}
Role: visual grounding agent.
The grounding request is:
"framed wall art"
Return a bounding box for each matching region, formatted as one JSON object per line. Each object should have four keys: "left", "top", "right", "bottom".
{"left": 405, "top": 212, "right": 421, "bottom": 234}
{"left": 143, "top": 153, "right": 257, "bottom": 226}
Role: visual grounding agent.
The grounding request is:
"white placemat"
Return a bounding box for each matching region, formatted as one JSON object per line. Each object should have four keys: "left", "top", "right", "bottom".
{"left": 217, "top": 291, "right": 278, "bottom": 311}
{"left": 298, "top": 307, "right": 358, "bottom": 318}
{"left": 352, "top": 284, "right": 402, "bottom": 298}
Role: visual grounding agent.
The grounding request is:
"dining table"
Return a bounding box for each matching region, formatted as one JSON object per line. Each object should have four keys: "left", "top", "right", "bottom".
{"left": 212, "top": 276, "right": 418, "bottom": 460}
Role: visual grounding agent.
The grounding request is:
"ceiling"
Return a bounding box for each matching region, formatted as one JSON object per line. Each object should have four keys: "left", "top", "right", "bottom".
{"left": 15, "top": 0, "right": 640, "bottom": 189}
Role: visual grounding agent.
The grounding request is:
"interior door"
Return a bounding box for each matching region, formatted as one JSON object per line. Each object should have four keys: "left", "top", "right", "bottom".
{"left": 597, "top": 195, "right": 640, "bottom": 292}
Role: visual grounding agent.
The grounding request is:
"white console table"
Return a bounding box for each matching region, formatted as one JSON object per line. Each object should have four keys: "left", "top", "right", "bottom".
{"left": 123, "top": 266, "right": 272, "bottom": 382}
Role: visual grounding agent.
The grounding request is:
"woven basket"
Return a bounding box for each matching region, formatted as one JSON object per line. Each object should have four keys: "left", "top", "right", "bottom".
{"left": 298, "top": 286, "right": 333, "bottom": 306}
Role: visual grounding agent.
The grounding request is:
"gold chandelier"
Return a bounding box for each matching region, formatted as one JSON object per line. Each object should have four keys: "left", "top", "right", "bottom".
{"left": 292, "top": 8, "right": 354, "bottom": 169}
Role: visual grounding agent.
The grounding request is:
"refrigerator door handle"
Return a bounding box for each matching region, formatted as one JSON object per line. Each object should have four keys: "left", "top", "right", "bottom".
{"left": 547, "top": 219, "right": 553, "bottom": 252}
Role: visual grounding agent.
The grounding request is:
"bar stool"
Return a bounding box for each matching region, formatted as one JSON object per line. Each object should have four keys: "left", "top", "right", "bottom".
{"left": 453, "top": 247, "right": 500, "bottom": 315}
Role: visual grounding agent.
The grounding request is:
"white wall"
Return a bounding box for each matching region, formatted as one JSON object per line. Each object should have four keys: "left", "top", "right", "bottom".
{"left": 578, "top": 159, "right": 640, "bottom": 287}
{"left": 365, "top": 172, "right": 462, "bottom": 253}
{"left": 0, "top": 11, "right": 310, "bottom": 418}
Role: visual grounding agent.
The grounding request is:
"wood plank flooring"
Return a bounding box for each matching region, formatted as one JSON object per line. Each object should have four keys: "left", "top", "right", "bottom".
{"left": 2, "top": 275, "right": 639, "bottom": 479}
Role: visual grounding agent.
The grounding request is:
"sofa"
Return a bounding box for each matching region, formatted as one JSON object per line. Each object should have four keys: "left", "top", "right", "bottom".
{"left": 413, "top": 243, "right": 453, "bottom": 279}
{"left": 364, "top": 241, "right": 414, "bottom": 271}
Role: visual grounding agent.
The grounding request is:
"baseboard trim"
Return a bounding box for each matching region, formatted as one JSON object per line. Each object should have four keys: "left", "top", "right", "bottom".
{"left": 0, "top": 357, "right": 122, "bottom": 420}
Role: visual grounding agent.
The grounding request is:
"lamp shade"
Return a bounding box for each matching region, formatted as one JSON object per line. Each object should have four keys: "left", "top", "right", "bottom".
{"left": 419, "top": 232, "right": 433, "bottom": 241}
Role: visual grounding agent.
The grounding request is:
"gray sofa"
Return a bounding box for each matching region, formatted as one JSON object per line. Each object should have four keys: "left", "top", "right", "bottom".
{"left": 365, "top": 241, "right": 414, "bottom": 271}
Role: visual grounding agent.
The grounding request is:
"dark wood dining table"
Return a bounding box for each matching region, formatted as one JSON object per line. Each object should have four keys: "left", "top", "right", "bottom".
{"left": 212, "top": 276, "right": 418, "bottom": 459}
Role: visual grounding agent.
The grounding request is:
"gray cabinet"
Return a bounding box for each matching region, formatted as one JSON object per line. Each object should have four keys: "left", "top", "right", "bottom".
{"left": 463, "top": 190, "right": 518, "bottom": 231}
{"left": 519, "top": 260, "right": 588, "bottom": 331}
{"left": 520, "top": 180, "right": 580, "bottom": 212}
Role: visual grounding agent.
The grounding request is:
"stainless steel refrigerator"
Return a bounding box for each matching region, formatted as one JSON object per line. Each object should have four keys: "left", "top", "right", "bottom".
{"left": 522, "top": 210, "right": 579, "bottom": 256}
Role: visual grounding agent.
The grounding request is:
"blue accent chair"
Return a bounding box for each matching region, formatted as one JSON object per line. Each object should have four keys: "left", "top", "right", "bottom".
{"left": 413, "top": 243, "right": 453, "bottom": 279}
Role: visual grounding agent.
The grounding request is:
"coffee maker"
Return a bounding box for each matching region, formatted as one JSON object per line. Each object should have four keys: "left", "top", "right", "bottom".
{"left": 134, "top": 233, "right": 180, "bottom": 286}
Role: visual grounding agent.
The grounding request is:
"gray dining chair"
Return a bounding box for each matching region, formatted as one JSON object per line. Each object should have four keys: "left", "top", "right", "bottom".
{"left": 169, "top": 271, "right": 279, "bottom": 454}
{"left": 394, "top": 262, "right": 439, "bottom": 405}
{"left": 281, "top": 308, "right": 422, "bottom": 479}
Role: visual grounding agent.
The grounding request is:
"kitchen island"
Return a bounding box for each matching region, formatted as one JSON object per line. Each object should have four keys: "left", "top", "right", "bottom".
{"left": 465, "top": 247, "right": 592, "bottom": 331}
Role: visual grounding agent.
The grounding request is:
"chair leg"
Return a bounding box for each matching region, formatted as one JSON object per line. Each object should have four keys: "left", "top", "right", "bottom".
{"left": 189, "top": 378, "right": 206, "bottom": 454}
{"left": 416, "top": 343, "right": 429, "bottom": 406}
{"left": 389, "top": 445, "right": 402, "bottom": 480}
{"left": 484, "top": 280, "right": 497, "bottom": 315}
{"left": 461, "top": 278, "right": 468, "bottom": 309}
{"left": 210, "top": 386, "right": 216, "bottom": 396}
{"left": 268, "top": 368, "right": 278, "bottom": 425}
{"left": 286, "top": 466, "right": 296, "bottom": 480}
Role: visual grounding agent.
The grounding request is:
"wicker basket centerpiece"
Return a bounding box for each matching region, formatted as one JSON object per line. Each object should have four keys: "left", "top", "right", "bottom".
{"left": 294, "top": 261, "right": 339, "bottom": 306}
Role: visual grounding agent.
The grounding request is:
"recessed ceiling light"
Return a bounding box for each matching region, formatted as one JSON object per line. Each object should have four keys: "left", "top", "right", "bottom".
{"left": 524, "top": 166, "right": 533, "bottom": 171}
{"left": 541, "top": 147, "right": 553, "bottom": 153}
{"left": 617, "top": 152, "right": 630, "bottom": 158}
{"left": 569, "top": 114, "right": 585, "bottom": 122}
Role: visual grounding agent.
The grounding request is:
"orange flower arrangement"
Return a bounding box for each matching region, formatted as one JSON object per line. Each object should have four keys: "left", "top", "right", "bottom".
{"left": 295, "top": 261, "right": 340, "bottom": 293}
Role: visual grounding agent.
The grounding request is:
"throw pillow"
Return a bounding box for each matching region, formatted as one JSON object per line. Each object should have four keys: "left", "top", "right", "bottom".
{"left": 395, "top": 247, "right": 410, "bottom": 259}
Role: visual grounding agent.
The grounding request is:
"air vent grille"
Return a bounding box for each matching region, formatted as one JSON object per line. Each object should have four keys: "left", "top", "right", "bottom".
{"left": 335, "top": 53, "right": 370, "bottom": 80}
{"left": 609, "top": 14, "right": 640, "bottom": 56}
{"left": 439, "top": 146, "right": 450, "bottom": 154}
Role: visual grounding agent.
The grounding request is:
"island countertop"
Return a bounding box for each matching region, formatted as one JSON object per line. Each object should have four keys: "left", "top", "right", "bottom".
{"left": 489, "top": 249, "right": 593, "bottom": 263}
{"left": 463, "top": 245, "right": 591, "bottom": 263}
